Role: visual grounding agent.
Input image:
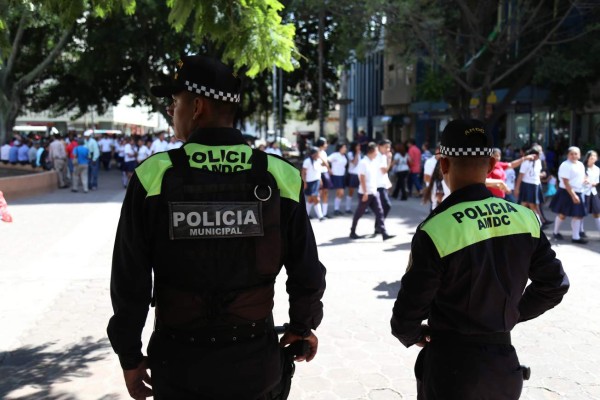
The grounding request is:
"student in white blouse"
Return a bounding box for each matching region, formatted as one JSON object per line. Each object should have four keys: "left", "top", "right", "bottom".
{"left": 580, "top": 150, "right": 600, "bottom": 238}
{"left": 549, "top": 147, "right": 588, "bottom": 244}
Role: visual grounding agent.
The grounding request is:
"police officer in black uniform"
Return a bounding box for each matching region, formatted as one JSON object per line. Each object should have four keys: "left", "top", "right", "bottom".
{"left": 107, "top": 55, "right": 326, "bottom": 400}
{"left": 390, "top": 119, "right": 569, "bottom": 400}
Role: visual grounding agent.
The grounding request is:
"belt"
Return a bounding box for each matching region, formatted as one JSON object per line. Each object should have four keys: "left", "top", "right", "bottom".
{"left": 431, "top": 330, "right": 511, "bottom": 345}
{"left": 155, "top": 319, "right": 268, "bottom": 346}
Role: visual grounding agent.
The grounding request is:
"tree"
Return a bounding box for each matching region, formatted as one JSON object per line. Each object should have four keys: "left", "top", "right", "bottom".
{"left": 381, "top": 0, "right": 600, "bottom": 131}
{"left": 0, "top": 0, "right": 297, "bottom": 143}
{"left": 280, "top": 1, "right": 380, "bottom": 133}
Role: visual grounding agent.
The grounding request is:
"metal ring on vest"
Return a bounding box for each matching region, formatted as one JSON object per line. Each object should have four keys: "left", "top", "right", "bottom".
{"left": 254, "top": 185, "right": 272, "bottom": 201}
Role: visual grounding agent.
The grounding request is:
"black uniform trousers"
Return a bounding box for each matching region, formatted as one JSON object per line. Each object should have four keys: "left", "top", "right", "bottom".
{"left": 148, "top": 330, "right": 287, "bottom": 400}
{"left": 415, "top": 342, "right": 523, "bottom": 400}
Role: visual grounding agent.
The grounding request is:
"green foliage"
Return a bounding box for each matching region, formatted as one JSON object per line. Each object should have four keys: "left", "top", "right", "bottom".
{"left": 165, "top": 0, "right": 297, "bottom": 76}
{"left": 381, "top": 0, "right": 600, "bottom": 123}
{"left": 416, "top": 67, "right": 452, "bottom": 102}
{"left": 0, "top": 0, "right": 297, "bottom": 76}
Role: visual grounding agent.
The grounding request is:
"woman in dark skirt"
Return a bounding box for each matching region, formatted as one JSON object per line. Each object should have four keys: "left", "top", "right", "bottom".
{"left": 580, "top": 150, "right": 600, "bottom": 238}
{"left": 515, "top": 147, "right": 550, "bottom": 226}
{"left": 550, "top": 147, "right": 588, "bottom": 243}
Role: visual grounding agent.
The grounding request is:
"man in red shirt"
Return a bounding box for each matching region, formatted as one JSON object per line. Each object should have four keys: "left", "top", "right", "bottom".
{"left": 486, "top": 148, "right": 532, "bottom": 198}
{"left": 407, "top": 138, "right": 422, "bottom": 197}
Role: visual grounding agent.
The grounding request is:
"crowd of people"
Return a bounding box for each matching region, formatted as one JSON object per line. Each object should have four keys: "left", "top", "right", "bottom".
{"left": 0, "top": 130, "right": 182, "bottom": 192}
{"left": 295, "top": 134, "right": 600, "bottom": 244}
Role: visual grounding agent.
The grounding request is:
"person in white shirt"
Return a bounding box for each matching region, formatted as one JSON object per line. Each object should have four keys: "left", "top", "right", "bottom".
{"left": 515, "top": 147, "right": 548, "bottom": 225}
{"left": 166, "top": 135, "right": 183, "bottom": 150}
{"left": 579, "top": 150, "right": 600, "bottom": 239}
{"left": 391, "top": 142, "right": 409, "bottom": 200}
{"left": 136, "top": 138, "right": 152, "bottom": 164}
{"left": 122, "top": 136, "right": 138, "bottom": 187}
{"left": 549, "top": 146, "right": 588, "bottom": 244}
{"left": 349, "top": 142, "right": 395, "bottom": 241}
{"left": 345, "top": 142, "right": 362, "bottom": 213}
{"left": 265, "top": 141, "right": 283, "bottom": 157}
{"left": 375, "top": 140, "right": 393, "bottom": 226}
{"left": 504, "top": 168, "right": 517, "bottom": 203}
{"left": 98, "top": 134, "right": 114, "bottom": 170}
{"left": 150, "top": 132, "right": 169, "bottom": 154}
{"left": 422, "top": 154, "right": 451, "bottom": 211}
{"left": 301, "top": 147, "right": 325, "bottom": 221}
{"left": 115, "top": 138, "right": 125, "bottom": 169}
{"left": 328, "top": 143, "right": 349, "bottom": 216}
{"left": 315, "top": 137, "right": 332, "bottom": 218}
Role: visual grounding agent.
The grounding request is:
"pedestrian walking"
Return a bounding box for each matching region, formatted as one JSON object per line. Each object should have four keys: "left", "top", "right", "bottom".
{"left": 107, "top": 55, "right": 325, "bottom": 400}
{"left": 349, "top": 142, "right": 395, "bottom": 241}
{"left": 391, "top": 119, "right": 569, "bottom": 400}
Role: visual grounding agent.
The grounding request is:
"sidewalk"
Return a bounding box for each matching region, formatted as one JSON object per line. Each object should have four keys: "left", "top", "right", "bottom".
{"left": 1, "top": 169, "right": 599, "bottom": 399}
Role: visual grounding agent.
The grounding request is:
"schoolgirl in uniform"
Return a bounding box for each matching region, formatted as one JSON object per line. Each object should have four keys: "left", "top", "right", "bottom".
{"left": 346, "top": 142, "right": 362, "bottom": 214}
{"left": 515, "top": 147, "right": 550, "bottom": 225}
{"left": 550, "top": 147, "right": 588, "bottom": 243}
{"left": 328, "top": 143, "right": 349, "bottom": 215}
{"left": 316, "top": 137, "right": 332, "bottom": 218}
{"left": 302, "top": 147, "right": 325, "bottom": 221}
{"left": 580, "top": 150, "right": 600, "bottom": 238}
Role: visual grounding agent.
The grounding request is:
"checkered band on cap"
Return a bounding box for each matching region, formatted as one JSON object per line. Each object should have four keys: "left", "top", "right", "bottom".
{"left": 439, "top": 145, "right": 493, "bottom": 157}
{"left": 185, "top": 80, "right": 241, "bottom": 103}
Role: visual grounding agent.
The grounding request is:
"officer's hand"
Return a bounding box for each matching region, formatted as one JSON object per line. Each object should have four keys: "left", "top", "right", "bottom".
{"left": 362, "top": 193, "right": 369, "bottom": 202}
{"left": 123, "top": 357, "right": 152, "bottom": 400}
{"left": 415, "top": 324, "right": 431, "bottom": 348}
{"left": 280, "top": 331, "right": 319, "bottom": 362}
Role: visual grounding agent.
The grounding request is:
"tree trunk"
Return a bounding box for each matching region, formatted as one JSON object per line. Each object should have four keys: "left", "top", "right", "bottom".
{"left": 317, "top": 7, "right": 325, "bottom": 138}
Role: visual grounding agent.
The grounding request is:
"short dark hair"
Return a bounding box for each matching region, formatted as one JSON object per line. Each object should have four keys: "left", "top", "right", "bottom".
{"left": 378, "top": 139, "right": 391, "bottom": 146}
{"left": 366, "top": 142, "right": 378, "bottom": 154}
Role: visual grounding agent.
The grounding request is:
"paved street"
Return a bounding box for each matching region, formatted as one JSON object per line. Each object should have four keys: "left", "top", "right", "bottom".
{"left": 1, "top": 167, "right": 599, "bottom": 399}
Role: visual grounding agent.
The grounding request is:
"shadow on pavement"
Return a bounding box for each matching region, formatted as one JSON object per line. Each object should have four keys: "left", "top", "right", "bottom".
{"left": 318, "top": 236, "right": 355, "bottom": 247}
{"left": 373, "top": 280, "right": 401, "bottom": 299}
{"left": 0, "top": 337, "right": 112, "bottom": 399}
{"left": 383, "top": 241, "right": 412, "bottom": 252}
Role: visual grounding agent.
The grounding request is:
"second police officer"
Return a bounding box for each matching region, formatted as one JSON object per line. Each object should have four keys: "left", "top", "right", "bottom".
{"left": 107, "top": 55, "right": 326, "bottom": 400}
{"left": 390, "top": 119, "right": 569, "bottom": 399}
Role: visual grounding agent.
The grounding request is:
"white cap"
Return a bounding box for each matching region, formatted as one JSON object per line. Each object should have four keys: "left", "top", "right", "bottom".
{"left": 83, "top": 129, "right": 93, "bottom": 137}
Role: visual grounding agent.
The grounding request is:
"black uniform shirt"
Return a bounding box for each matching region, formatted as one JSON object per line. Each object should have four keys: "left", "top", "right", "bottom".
{"left": 391, "top": 183, "right": 569, "bottom": 347}
{"left": 107, "top": 128, "right": 326, "bottom": 369}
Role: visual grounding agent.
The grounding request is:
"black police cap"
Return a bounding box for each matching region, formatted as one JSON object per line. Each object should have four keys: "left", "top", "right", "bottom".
{"left": 439, "top": 119, "right": 493, "bottom": 157}
{"left": 151, "top": 55, "right": 241, "bottom": 103}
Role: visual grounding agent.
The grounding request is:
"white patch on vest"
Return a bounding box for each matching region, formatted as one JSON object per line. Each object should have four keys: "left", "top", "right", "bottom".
{"left": 169, "top": 202, "right": 263, "bottom": 240}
